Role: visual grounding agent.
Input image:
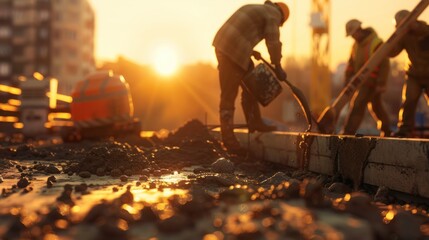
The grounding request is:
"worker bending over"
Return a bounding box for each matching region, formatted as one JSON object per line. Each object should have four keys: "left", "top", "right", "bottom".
{"left": 212, "top": 1, "right": 289, "bottom": 154}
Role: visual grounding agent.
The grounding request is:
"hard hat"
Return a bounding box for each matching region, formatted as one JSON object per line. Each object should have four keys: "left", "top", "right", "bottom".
{"left": 345, "top": 19, "right": 362, "bottom": 36}
{"left": 275, "top": 2, "right": 290, "bottom": 23}
{"left": 395, "top": 9, "right": 410, "bottom": 26}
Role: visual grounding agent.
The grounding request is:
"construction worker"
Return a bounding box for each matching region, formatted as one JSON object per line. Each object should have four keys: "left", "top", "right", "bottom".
{"left": 342, "top": 19, "right": 391, "bottom": 137}
{"left": 389, "top": 10, "right": 429, "bottom": 138}
{"left": 212, "top": 1, "right": 289, "bottom": 154}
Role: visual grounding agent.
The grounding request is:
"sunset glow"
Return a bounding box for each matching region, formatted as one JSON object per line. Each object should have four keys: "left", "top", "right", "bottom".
{"left": 88, "top": 0, "right": 429, "bottom": 70}
{"left": 152, "top": 45, "right": 179, "bottom": 77}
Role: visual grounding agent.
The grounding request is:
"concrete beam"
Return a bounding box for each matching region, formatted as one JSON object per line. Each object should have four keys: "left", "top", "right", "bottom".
{"left": 211, "top": 129, "right": 429, "bottom": 198}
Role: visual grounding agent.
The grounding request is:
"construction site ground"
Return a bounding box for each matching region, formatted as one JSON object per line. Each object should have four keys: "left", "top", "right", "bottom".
{"left": 0, "top": 119, "right": 428, "bottom": 240}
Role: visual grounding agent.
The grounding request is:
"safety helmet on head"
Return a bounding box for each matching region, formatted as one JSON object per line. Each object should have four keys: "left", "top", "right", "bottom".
{"left": 395, "top": 9, "right": 410, "bottom": 26}
{"left": 345, "top": 19, "right": 362, "bottom": 37}
{"left": 275, "top": 2, "right": 290, "bottom": 23}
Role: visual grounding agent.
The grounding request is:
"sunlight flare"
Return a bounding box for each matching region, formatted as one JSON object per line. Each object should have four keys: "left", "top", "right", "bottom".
{"left": 152, "top": 45, "right": 179, "bottom": 77}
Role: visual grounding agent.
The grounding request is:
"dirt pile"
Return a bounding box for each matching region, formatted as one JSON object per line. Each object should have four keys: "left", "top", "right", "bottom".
{"left": 74, "top": 141, "right": 150, "bottom": 176}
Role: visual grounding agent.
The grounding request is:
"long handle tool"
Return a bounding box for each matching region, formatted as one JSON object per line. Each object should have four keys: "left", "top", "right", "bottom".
{"left": 259, "top": 57, "right": 314, "bottom": 132}
{"left": 317, "top": 0, "right": 429, "bottom": 134}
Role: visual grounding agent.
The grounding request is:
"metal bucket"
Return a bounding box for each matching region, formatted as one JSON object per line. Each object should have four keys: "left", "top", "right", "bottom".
{"left": 243, "top": 63, "right": 283, "bottom": 106}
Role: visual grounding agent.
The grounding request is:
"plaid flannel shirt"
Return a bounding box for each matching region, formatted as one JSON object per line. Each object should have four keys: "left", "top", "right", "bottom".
{"left": 213, "top": 2, "right": 283, "bottom": 70}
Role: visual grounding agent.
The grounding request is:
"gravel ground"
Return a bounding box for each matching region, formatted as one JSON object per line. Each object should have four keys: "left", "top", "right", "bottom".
{"left": 0, "top": 119, "right": 428, "bottom": 240}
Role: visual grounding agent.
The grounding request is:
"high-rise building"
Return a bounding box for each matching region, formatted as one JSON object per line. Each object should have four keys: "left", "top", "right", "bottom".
{"left": 0, "top": 0, "right": 95, "bottom": 94}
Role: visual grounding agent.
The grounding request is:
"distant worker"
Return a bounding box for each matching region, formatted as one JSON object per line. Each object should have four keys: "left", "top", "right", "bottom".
{"left": 389, "top": 10, "right": 429, "bottom": 138}
{"left": 342, "top": 19, "right": 391, "bottom": 137}
{"left": 212, "top": 1, "right": 289, "bottom": 154}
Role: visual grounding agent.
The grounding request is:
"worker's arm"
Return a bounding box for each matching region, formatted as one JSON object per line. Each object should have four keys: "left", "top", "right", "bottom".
{"left": 411, "top": 20, "right": 429, "bottom": 35}
{"left": 264, "top": 23, "right": 287, "bottom": 80}
{"left": 389, "top": 40, "right": 405, "bottom": 58}
{"left": 388, "top": 22, "right": 422, "bottom": 58}
{"left": 264, "top": 16, "right": 283, "bottom": 66}
{"left": 344, "top": 54, "right": 355, "bottom": 86}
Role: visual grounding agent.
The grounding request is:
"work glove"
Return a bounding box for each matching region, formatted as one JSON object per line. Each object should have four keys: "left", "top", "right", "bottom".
{"left": 274, "top": 64, "right": 287, "bottom": 81}
{"left": 252, "top": 51, "right": 262, "bottom": 60}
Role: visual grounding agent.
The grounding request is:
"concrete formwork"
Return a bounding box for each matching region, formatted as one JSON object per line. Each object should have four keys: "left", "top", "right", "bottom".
{"left": 211, "top": 129, "right": 429, "bottom": 198}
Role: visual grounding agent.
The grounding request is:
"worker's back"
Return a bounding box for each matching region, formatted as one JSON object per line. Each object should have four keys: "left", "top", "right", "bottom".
{"left": 212, "top": 3, "right": 282, "bottom": 70}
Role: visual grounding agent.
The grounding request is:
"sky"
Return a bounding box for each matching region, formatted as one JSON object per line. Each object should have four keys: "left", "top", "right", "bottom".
{"left": 87, "top": 0, "right": 429, "bottom": 71}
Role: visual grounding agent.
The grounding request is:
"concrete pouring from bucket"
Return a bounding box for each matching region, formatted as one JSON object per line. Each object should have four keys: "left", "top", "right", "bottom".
{"left": 211, "top": 129, "right": 429, "bottom": 199}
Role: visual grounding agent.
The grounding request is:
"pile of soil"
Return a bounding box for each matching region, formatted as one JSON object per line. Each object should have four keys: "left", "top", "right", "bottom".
{"left": 0, "top": 119, "right": 229, "bottom": 176}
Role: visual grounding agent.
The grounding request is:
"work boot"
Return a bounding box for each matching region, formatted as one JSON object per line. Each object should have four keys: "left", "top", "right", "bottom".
{"left": 220, "top": 110, "right": 247, "bottom": 155}
{"left": 241, "top": 98, "right": 276, "bottom": 133}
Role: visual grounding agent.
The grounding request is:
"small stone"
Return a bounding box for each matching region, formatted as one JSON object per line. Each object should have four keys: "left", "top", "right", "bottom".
{"left": 47, "top": 176, "right": 57, "bottom": 183}
{"left": 119, "top": 188, "right": 134, "bottom": 205}
{"left": 211, "top": 158, "right": 235, "bottom": 174}
{"left": 285, "top": 179, "right": 301, "bottom": 198}
{"left": 47, "top": 180, "right": 53, "bottom": 188}
{"left": 120, "top": 175, "right": 128, "bottom": 182}
{"left": 78, "top": 171, "right": 91, "bottom": 178}
{"left": 124, "top": 169, "right": 133, "bottom": 176}
{"left": 17, "top": 177, "right": 30, "bottom": 188}
{"left": 374, "top": 186, "right": 389, "bottom": 203}
{"left": 45, "top": 165, "right": 61, "bottom": 174}
{"left": 261, "top": 172, "right": 290, "bottom": 186}
{"left": 22, "top": 186, "right": 33, "bottom": 193}
{"left": 302, "top": 179, "right": 324, "bottom": 208}
{"left": 139, "top": 175, "right": 149, "bottom": 181}
{"left": 328, "top": 182, "right": 352, "bottom": 194}
{"left": 152, "top": 170, "right": 162, "bottom": 176}
{"left": 187, "top": 174, "right": 196, "bottom": 179}
{"left": 110, "top": 169, "right": 122, "bottom": 177}
{"left": 57, "top": 184, "right": 74, "bottom": 206}
{"left": 96, "top": 168, "right": 105, "bottom": 176}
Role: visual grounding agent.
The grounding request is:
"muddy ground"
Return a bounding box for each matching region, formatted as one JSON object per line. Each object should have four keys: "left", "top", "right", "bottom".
{"left": 0, "top": 119, "right": 428, "bottom": 240}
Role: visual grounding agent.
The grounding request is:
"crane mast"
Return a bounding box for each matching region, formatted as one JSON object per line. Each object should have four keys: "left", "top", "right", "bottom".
{"left": 310, "top": 0, "right": 331, "bottom": 117}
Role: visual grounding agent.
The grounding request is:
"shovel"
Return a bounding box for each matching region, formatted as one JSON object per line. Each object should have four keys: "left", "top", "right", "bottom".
{"left": 257, "top": 56, "right": 313, "bottom": 132}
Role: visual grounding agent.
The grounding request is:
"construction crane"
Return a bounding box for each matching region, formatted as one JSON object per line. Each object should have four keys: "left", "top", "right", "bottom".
{"left": 310, "top": 0, "right": 331, "bottom": 118}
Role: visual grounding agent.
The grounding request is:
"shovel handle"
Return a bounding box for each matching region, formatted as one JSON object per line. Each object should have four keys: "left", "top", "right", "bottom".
{"left": 253, "top": 55, "right": 314, "bottom": 132}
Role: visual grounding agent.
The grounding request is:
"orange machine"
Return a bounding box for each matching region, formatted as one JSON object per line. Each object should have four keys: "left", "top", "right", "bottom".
{"left": 70, "top": 71, "right": 140, "bottom": 139}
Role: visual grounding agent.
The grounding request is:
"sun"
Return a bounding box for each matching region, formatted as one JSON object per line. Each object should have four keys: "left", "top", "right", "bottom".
{"left": 152, "top": 45, "right": 179, "bottom": 77}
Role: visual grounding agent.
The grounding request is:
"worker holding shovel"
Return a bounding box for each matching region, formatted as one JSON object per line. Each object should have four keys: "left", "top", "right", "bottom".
{"left": 341, "top": 19, "right": 392, "bottom": 137}
{"left": 212, "top": 1, "right": 289, "bottom": 154}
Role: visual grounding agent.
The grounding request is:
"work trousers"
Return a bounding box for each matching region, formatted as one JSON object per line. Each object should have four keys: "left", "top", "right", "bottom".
{"left": 397, "top": 76, "right": 429, "bottom": 135}
{"left": 215, "top": 50, "right": 256, "bottom": 116}
{"left": 343, "top": 85, "right": 391, "bottom": 136}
